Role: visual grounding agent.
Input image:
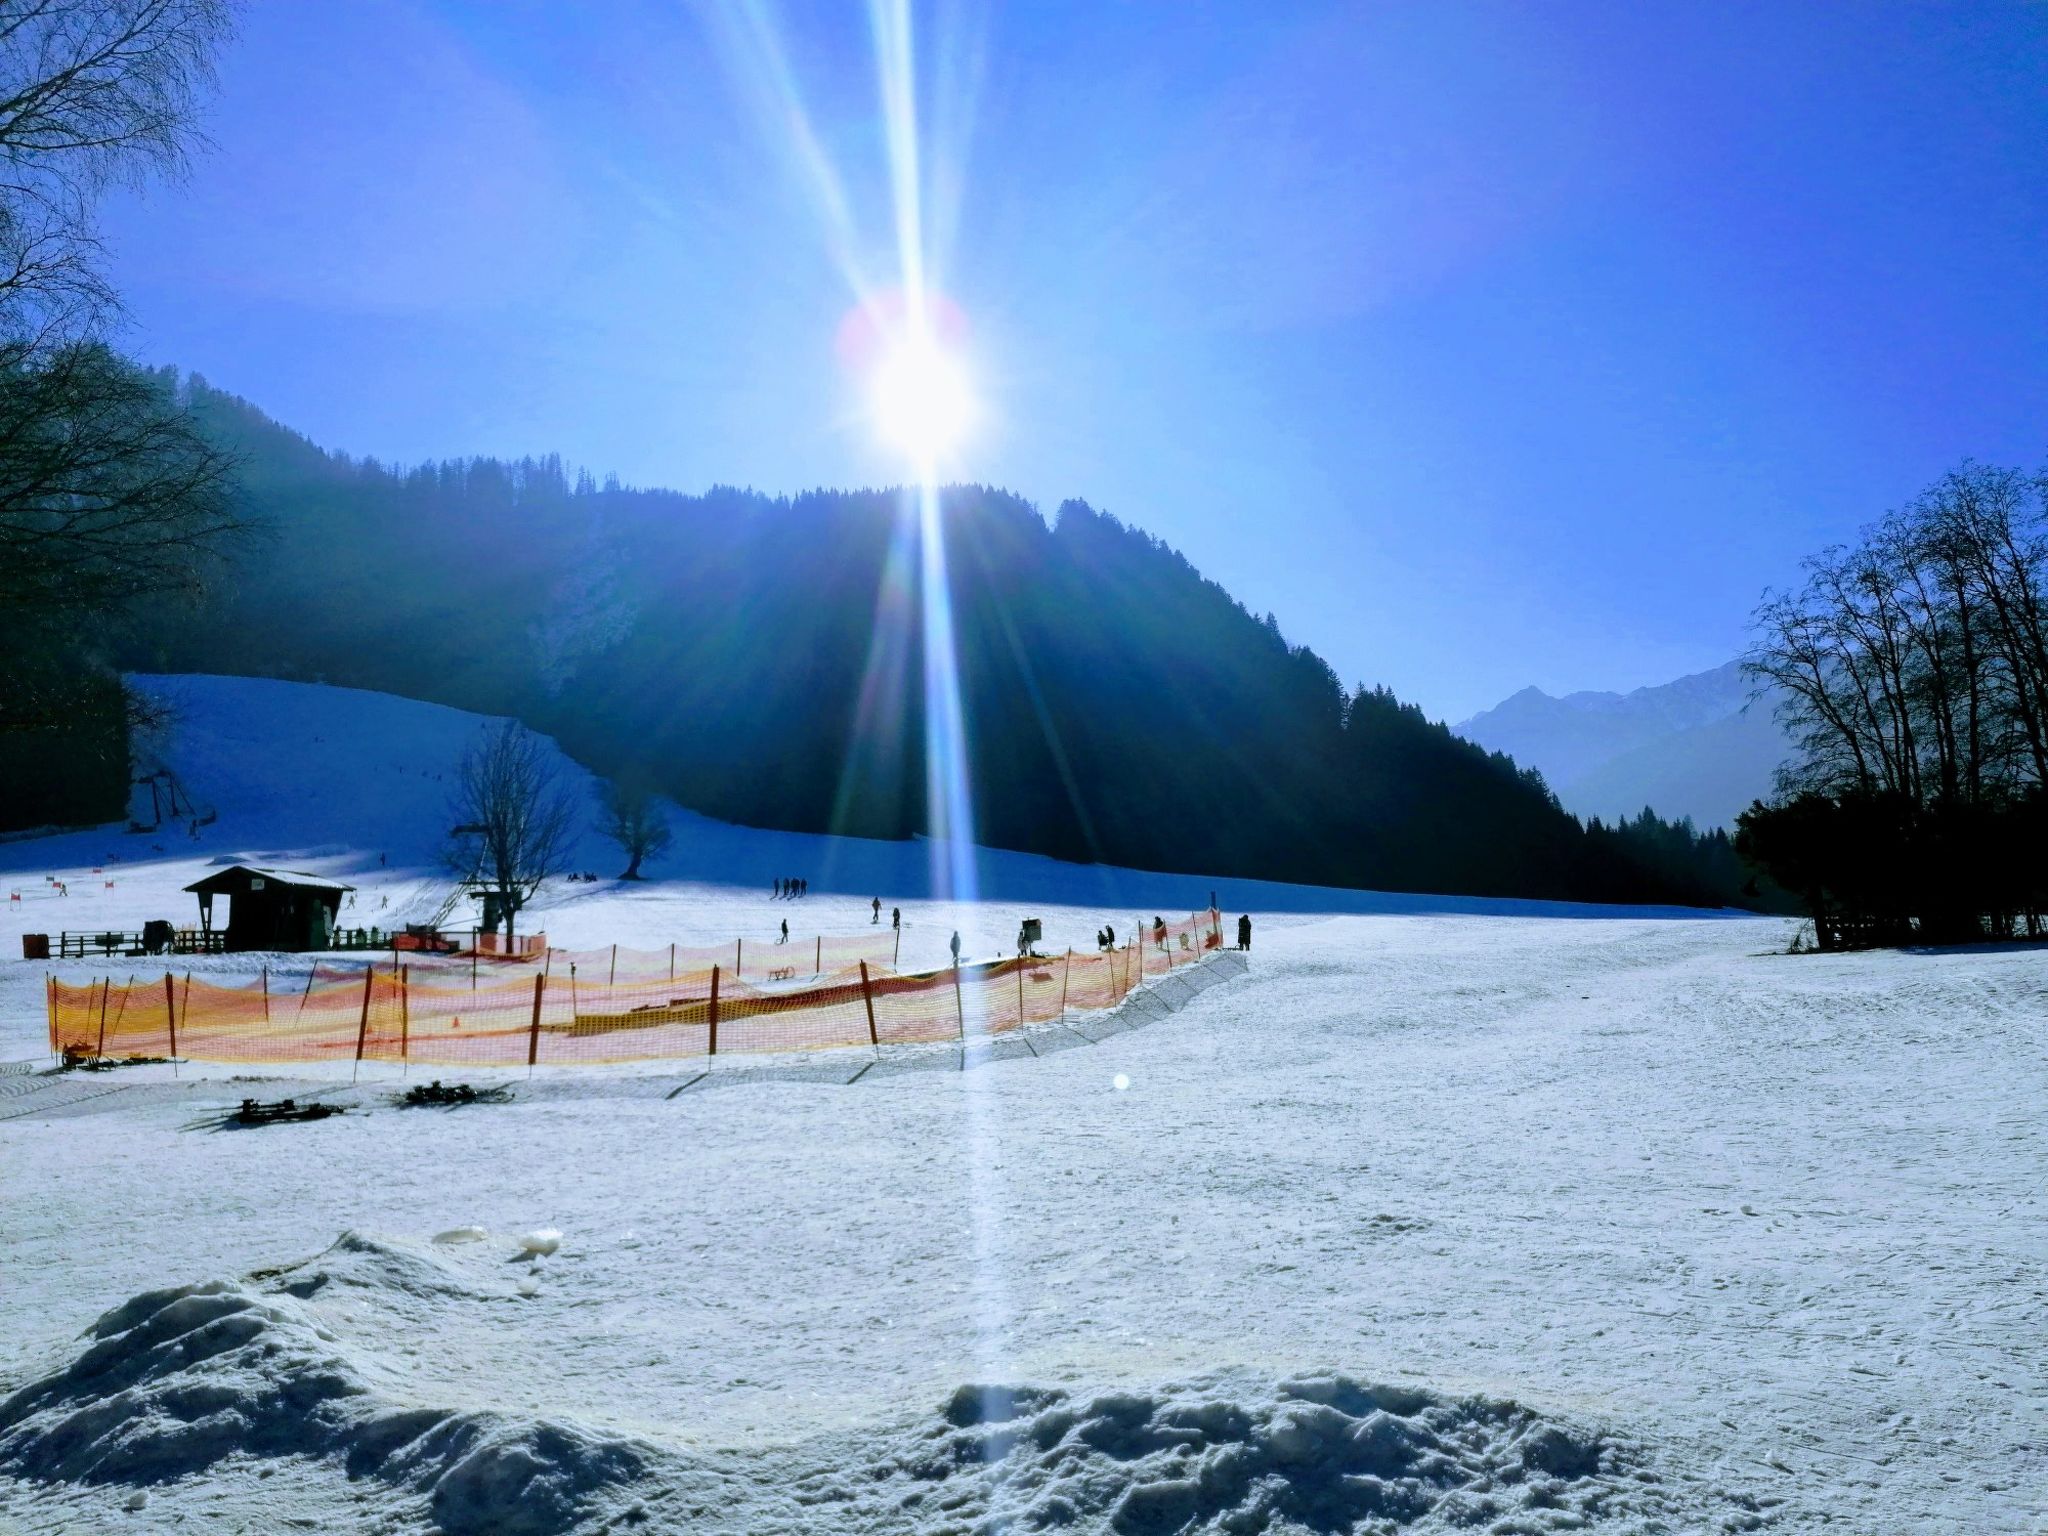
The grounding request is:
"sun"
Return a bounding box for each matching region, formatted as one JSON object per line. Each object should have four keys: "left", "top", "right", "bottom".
{"left": 870, "top": 332, "right": 974, "bottom": 467}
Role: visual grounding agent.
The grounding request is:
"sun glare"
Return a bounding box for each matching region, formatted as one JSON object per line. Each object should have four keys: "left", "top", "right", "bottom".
{"left": 871, "top": 333, "right": 973, "bottom": 466}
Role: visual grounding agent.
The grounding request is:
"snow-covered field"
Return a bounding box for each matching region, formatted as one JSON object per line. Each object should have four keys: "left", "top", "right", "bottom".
{"left": 1, "top": 677, "right": 2042, "bottom": 1532}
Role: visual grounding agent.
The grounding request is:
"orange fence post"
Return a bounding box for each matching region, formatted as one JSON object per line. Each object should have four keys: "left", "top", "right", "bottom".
{"left": 352, "top": 964, "right": 374, "bottom": 1083}
{"left": 45, "top": 974, "right": 54, "bottom": 1056}
{"left": 96, "top": 977, "right": 111, "bottom": 1059}
{"left": 859, "top": 960, "right": 878, "bottom": 1046}
{"left": 399, "top": 963, "right": 410, "bottom": 1063}
{"left": 1061, "top": 948, "right": 1071, "bottom": 1020}
{"left": 953, "top": 961, "right": 964, "bottom": 1040}
{"left": 708, "top": 964, "right": 720, "bottom": 1056}
{"left": 527, "top": 972, "right": 544, "bottom": 1072}
{"left": 261, "top": 964, "right": 271, "bottom": 1024}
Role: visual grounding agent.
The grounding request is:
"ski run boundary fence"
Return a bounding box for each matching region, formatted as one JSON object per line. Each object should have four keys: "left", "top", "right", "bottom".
{"left": 47, "top": 911, "right": 1234, "bottom": 1068}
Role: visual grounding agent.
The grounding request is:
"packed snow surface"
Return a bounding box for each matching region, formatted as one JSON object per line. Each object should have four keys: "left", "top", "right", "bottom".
{"left": 1, "top": 675, "right": 2042, "bottom": 1532}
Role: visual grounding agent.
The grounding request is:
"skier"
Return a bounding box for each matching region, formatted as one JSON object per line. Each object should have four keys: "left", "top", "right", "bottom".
{"left": 1237, "top": 913, "right": 1252, "bottom": 952}
{"left": 779, "top": 918, "right": 789, "bottom": 945}
{"left": 949, "top": 930, "right": 961, "bottom": 967}
{"left": 872, "top": 896, "right": 881, "bottom": 925}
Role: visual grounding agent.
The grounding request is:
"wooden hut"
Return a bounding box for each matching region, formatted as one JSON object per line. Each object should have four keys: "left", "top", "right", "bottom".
{"left": 183, "top": 865, "right": 353, "bottom": 953}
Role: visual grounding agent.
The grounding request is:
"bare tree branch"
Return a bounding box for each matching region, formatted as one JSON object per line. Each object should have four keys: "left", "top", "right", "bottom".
{"left": 443, "top": 720, "right": 576, "bottom": 939}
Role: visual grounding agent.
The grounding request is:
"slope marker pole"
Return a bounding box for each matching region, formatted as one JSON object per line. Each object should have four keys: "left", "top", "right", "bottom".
{"left": 859, "top": 961, "right": 878, "bottom": 1049}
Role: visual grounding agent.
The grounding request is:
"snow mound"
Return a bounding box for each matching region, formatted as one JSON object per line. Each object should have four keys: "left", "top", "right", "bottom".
{"left": 864, "top": 1374, "right": 1756, "bottom": 1533}
{"left": 0, "top": 1235, "right": 1767, "bottom": 1533}
{"left": 0, "top": 1231, "right": 651, "bottom": 1536}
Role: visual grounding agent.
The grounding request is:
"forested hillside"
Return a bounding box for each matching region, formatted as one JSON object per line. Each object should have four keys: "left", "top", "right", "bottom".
{"left": 121, "top": 375, "right": 1747, "bottom": 906}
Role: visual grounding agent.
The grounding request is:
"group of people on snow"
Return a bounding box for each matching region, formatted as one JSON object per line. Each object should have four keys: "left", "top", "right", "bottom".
{"left": 756, "top": 884, "right": 1251, "bottom": 960}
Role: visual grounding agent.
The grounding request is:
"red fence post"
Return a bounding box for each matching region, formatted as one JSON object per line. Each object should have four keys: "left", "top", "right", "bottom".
{"left": 859, "top": 960, "right": 878, "bottom": 1046}
{"left": 708, "top": 964, "right": 720, "bottom": 1056}
{"left": 527, "top": 971, "right": 544, "bottom": 1071}
{"left": 352, "top": 965, "right": 374, "bottom": 1082}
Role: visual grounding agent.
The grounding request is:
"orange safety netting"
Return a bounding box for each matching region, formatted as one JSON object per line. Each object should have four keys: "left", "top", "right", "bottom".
{"left": 46, "top": 912, "right": 1226, "bottom": 1068}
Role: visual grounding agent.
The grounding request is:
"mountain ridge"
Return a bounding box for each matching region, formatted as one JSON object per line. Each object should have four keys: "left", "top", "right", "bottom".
{"left": 101, "top": 369, "right": 1753, "bottom": 908}
{"left": 1457, "top": 661, "right": 1789, "bottom": 829}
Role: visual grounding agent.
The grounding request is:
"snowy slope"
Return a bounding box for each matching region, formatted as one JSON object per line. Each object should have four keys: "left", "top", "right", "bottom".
{"left": 7, "top": 675, "right": 2034, "bottom": 1534}
{"left": 1457, "top": 661, "right": 1791, "bottom": 828}
{"left": 4, "top": 911, "right": 2044, "bottom": 1533}
{"left": 0, "top": 674, "right": 1730, "bottom": 989}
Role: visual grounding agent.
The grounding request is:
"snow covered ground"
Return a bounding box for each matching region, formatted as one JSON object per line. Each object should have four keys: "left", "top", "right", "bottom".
{"left": 1, "top": 677, "right": 2042, "bottom": 1532}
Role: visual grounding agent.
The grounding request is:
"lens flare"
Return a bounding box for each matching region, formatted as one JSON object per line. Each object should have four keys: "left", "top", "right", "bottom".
{"left": 871, "top": 333, "right": 974, "bottom": 467}
{"left": 712, "top": 0, "right": 1012, "bottom": 1420}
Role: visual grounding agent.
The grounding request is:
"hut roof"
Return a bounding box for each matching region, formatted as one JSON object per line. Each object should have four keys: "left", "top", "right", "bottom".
{"left": 182, "top": 864, "right": 355, "bottom": 897}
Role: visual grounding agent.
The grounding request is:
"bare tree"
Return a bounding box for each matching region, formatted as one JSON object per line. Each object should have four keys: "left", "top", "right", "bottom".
{"left": 0, "top": 2, "right": 241, "bottom": 744}
{"left": 0, "top": 1, "right": 234, "bottom": 343}
{"left": 0, "top": 344, "right": 238, "bottom": 623}
{"left": 1746, "top": 456, "right": 2048, "bottom": 812}
{"left": 444, "top": 720, "right": 575, "bottom": 940}
{"left": 597, "top": 774, "right": 671, "bottom": 880}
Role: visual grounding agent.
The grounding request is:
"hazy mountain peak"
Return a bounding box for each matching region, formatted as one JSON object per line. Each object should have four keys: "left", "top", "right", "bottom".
{"left": 1457, "top": 659, "right": 1786, "bottom": 829}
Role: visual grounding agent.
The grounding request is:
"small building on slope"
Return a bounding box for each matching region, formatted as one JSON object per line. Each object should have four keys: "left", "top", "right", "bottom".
{"left": 183, "top": 865, "right": 353, "bottom": 952}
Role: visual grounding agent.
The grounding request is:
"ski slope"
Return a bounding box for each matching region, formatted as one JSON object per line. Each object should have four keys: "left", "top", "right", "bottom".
{"left": 1, "top": 676, "right": 2040, "bottom": 1534}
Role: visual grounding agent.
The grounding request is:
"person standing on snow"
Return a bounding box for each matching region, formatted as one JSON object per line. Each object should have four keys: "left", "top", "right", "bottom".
{"left": 872, "top": 897, "right": 881, "bottom": 925}
{"left": 949, "top": 931, "right": 961, "bottom": 967}
{"left": 1237, "top": 914, "right": 1252, "bottom": 952}
{"left": 779, "top": 918, "right": 789, "bottom": 945}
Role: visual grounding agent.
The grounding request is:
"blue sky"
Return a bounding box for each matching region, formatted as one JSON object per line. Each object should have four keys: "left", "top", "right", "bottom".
{"left": 105, "top": 0, "right": 2048, "bottom": 721}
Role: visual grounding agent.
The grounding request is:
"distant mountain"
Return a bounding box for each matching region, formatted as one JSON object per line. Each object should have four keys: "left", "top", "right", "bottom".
{"left": 97, "top": 372, "right": 1753, "bottom": 908}
{"left": 1456, "top": 661, "right": 1791, "bottom": 829}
